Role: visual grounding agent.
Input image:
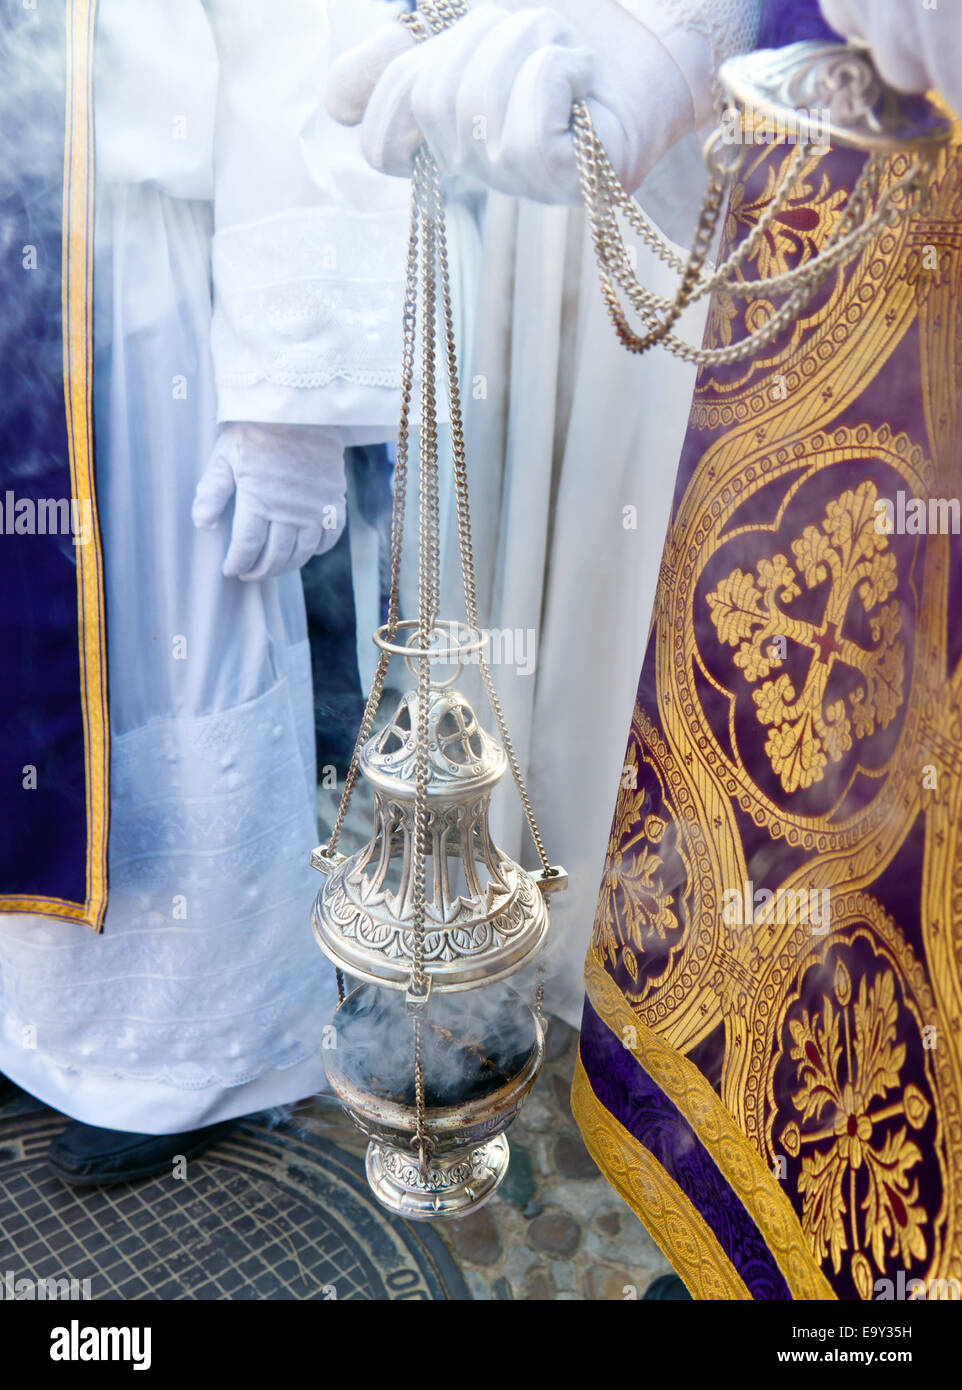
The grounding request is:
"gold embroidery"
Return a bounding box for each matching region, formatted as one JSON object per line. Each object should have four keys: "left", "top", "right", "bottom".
{"left": 597, "top": 802, "right": 676, "bottom": 982}
{"left": 753, "top": 903, "right": 954, "bottom": 1297}
{"left": 706, "top": 481, "right": 904, "bottom": 793}
{"left": 584, "top": 953, "right": 837, "bottom": 1300}
{"left": 660, "top": 424, "right": 933, "bottom": 859}
{"left": 704, "top": 149, "right": 849, "bottom": 360}
{"left": 578, "top": 131, "right": 962, "bottom": 1297}
{"left": 724, "top": 161, "right": 847, "bottom": 284}
{"left": 571, "top": 1058, "right": 752, "bottom": 1301}
{"left": 705, "top": 289, "right": 739, "bottom": 351}
{"left": 588, "top": 707, "right": 731, "bottom": 1045}
{"left": 786, "top": 967, "right": 929, "bottom": 1279}
{"left": 692, "top": 150, "right": 922, "bottom": 422}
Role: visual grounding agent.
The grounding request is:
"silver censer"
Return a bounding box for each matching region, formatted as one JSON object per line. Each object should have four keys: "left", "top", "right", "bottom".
{"left": 312, "top": 684, "right": 564, "bottom": 1219}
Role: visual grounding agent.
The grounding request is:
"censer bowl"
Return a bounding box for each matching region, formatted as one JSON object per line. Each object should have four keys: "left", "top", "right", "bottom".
{"left": 325, "top": 985, "right": 545, "bottom": 1220}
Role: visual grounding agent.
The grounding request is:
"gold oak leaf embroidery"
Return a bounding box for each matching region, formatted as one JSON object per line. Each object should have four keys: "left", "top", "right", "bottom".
{"left": 705, "top": 154, "right": 846, "bottom": 348}
{"left": 596, "top": 760, "right": 676, "bottom": 972}
{"left": 724, "top": 161, "right": 848, "bottom": 283}
{"left": 779, "top": 964, "right": 930, "bottom": 1287}
{"left": 706, "top": 290, "right": 738, "bottom": 349}
{"left": 706, "top": 481, "right": 904, "bottom": 792}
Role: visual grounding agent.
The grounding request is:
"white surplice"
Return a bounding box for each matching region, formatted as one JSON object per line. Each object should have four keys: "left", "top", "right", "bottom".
{"left": 0, "top": 0, "right": 410, "bottom": 1132}
{"left": 448, "top": 195, "right": 709, "bottom": 1026}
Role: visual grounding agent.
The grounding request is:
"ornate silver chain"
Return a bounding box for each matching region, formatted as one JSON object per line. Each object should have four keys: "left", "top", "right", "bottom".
{"left": 398, "top": 1, "right": 931, "bottom": 366}
{"left": 324, "top": 0, "right": 553, "bottom": 1175}
{"left": 572, "top": 100, "right": 931, "bottom": 363}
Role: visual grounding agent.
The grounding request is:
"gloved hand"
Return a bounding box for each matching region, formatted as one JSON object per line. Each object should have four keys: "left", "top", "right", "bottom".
{"left": 820, "top": 0, "right": 962, "bottom": 116}
{"left": 192, "top": 422, "right": 347, "bottom": 581}
{"left": 326, "top": 0, "right": 703, "bottom": 204}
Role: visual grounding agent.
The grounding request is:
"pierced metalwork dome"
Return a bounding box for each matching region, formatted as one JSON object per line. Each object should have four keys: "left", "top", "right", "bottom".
{"left": 311, "top": 688, "right": 554, "bottom": 992}
{"left": 364, "top": 689, "right": 506, "bottom": 799}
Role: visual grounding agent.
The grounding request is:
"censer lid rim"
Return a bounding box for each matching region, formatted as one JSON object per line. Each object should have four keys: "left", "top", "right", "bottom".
{"left": 311, "top": 941, "right": 550, "bottom": 994}
{"left": 311, "top": 865, "right": 551, "bottom": 994}
{"left": 719, "top": 40, "right": 954, "bottom": 152}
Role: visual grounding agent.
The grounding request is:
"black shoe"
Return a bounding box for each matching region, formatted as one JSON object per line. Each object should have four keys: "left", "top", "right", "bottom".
{"left": 47, "top": 1119, "right": 236, "bottom": 1187}
{"left": 0, "top": 1072, "right": 22, "bottom": 1105}
{"left": 643, "top": 1273, "right": 692, "bottom": 1300}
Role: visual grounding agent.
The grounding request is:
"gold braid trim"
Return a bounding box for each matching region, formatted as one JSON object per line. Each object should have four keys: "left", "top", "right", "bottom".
{"left": 0, "top": 0, "right": 108, "bottom": 931}
{"left": 571, "top": 1058, "right": 751, "bottom": 1300}
{"left": 65, "top": 0, "right": 108, "bottom": 930}
{"left": 582, "top": 953, "right": 836, "bottom": 1300}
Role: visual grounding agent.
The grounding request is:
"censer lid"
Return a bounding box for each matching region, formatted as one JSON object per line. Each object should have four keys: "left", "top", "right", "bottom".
{"left": 720, "top": 40, "right": 954, "bottom": 152}
{"left": 311, "top": 686, "right": 552, "bottom": 992}
{"left": 360, "top": 688, "right": 507, "bottom": 800}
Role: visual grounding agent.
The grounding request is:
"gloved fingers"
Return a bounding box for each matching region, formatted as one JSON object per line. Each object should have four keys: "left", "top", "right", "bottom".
{"left": 222, "top": 493, "right": 269, "bottom": 579}
{"left": 290, "top": 525, "right": 326, "bottom": 573}
{"left": 410, "top": 7, "right": 512, "bottom": 174}
{"left": 191, "top": 452, "right": 237, "bottom": 530}
{"left": 818, "top": 0, "right": 867, "bottom": 43}
{"left": 861, "top": 0, "right": 928, "bottom": 93}
{"left": 240, "top": 521, "right": 301, "bottom": 583}
{"left": 318, "top": 443, "right": 348, "bottom": 499}
{"left": 411, "top": 6, "right": 583, "bottom": 189}
{"left": 486, "top": 40, "right": 595, "bottom": 203}
{"left": 357, "top": 38, "right": 431, "bottom": 174}
{"left": 361, "top": 7, "right": 506, "bottom": 175}
{"left": 326, "top": 21, "right": 414, "bottom": 126}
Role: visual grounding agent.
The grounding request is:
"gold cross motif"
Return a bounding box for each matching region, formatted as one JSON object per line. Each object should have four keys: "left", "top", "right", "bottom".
{"left": 706, "top": 481, "right": 904, "bottom": 793}
{"left": 779, "top": 961, "right": 930, "bottom": 1290}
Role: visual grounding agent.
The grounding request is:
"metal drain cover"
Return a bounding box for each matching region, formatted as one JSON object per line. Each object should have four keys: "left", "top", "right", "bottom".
{"left": 0, "top": 1106, "right": 469, "bottom": 1301}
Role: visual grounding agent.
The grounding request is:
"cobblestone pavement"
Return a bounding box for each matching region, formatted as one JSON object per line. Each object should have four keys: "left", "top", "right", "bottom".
{"left": 312, "top": 782, "right": 673, "bottom": 1301}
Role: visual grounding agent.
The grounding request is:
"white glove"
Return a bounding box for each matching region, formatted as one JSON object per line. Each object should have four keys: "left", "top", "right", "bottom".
{"left": 820, "top": 0, "right": 962, "bottom": 116}
{"left": 326, "top": 0, "right": 703, "bottom": 205}
{"left": 192, "top": 423, "right": 347, "bottom": 581}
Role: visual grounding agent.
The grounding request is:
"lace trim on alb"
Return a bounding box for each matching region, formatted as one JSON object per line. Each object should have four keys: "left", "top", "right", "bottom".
{"left": 212, "top": 205, "right": 408, "bottom": 396}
